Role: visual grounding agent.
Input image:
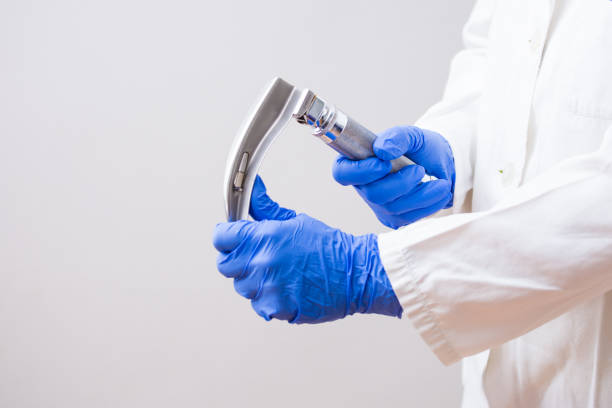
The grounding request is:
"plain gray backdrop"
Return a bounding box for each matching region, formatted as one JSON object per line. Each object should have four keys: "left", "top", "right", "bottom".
{"left": 0, "top": 1, "right": 475, "bottom": 407}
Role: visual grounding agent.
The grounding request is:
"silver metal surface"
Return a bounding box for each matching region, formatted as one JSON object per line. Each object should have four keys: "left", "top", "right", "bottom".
{"left": 224, "top": 77, "right": 423, "bottom": 221}
{"left": 293, "top": 94, "right": 414, "bottom": 171}
{"left": 224, "top": 78, "right": 307, "bottom": 221}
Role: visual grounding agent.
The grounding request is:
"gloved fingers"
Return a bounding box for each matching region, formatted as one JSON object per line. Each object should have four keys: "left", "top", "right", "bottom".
{"left": 411, "top": 146, "right": 454, "bottom": 181}
{"left": 381, "top": 179, "right": 452, "bottom": 215}
{"left": 422, "top": 159, "right": 454, "bottom": 182}
{"left": 217, "top": 249, "right": 251, "bottom": 278}
{"left": 249, "top": 175, "right": 296, "bottom": 221}
{"left": 395, "top": 128, "right": 454, "bottom": 181}
{"left": 213, "top": 220, "right": 255, "bottom": 253}
{"left": 354, "top": 164, "right": 425, "bottom": 204}
{"left": 419, "top": 128, "right": 455, "bottom": 181}
{"left": 233, "top": 268, "right": 267, "bottom": 299}
{"left": 332, "top": 155, "right": 392, "bottom": 186}
{"left": 251, "top": 293, "right": 298, "bottom": 322}
{"left": 392, "top": 191, "right": 453, "bottom": 226}
{"left": 373, "top": 126, "right": 425, "bottom": 161}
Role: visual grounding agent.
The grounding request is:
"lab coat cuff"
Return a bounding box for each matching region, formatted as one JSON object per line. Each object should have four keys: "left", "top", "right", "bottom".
{"left": 378, "top": 232, "right": 462, "bottom": 366}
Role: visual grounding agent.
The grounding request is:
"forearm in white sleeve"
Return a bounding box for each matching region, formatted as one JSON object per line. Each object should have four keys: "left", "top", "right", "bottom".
{"left": 378, "top": 126, "right": 612, "bottom": 365}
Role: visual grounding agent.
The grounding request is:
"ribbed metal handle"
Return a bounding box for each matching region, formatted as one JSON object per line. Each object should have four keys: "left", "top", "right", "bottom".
{"left": 325, "top": 113, "right": 413, "bottom": 172}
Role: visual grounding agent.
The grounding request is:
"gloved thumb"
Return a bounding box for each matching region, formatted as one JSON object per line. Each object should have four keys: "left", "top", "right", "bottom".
{"left": 373, "top": 126, "right": 425, "bottom": 161}
{"left": 249, "top": 175, "right": 296, "bottom": 221}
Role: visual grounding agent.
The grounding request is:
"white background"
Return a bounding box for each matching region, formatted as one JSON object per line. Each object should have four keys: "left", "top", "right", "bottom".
{"left": 0, "top": 1, "right": 474, "bottom": 406}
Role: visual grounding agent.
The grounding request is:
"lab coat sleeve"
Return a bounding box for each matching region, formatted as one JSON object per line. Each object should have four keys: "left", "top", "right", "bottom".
{"left": 414, "top": 0, "right": 497, "bottom": 213}
{"left": 378, "top": 125, "right": 612, "bottom": 366}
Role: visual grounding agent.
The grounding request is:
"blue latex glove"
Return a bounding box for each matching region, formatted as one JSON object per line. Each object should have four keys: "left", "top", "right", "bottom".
{"left": 213, "top": 176, "right": 403, "bottom": 324}
{"left": 332, "top": 126, "right": 455, "bottom": 229}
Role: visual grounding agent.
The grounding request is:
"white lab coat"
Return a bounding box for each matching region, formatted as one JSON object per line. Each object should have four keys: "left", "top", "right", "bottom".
{"left": 378, "top": 0, "right": 612, "bottom": 406}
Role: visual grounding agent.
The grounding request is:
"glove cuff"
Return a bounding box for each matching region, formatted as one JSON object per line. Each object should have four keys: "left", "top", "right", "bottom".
{"left": 349, "top": 234, "right": 403, "bottom": 318}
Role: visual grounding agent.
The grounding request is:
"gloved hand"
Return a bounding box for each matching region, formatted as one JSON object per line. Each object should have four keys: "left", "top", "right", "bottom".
{"left": 332, "top": 125, "right": 455, "bottom": 229}
{"left": 213, "top": 176, "right": 403, "bottom": 324}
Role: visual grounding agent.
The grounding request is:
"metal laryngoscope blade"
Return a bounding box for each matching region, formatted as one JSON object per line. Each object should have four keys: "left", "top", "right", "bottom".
{"left": 223, "top": 78, "right": 308, "bottom": 221}
{"left": 224, "top": 77, "right": 421, "bottom": 222}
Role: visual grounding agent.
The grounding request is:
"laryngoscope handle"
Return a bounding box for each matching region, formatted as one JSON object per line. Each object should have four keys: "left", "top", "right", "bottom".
{"left": 322, "top": 112, "right": 414, "bottom": 173}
